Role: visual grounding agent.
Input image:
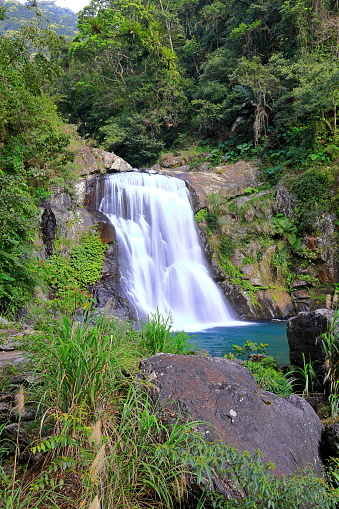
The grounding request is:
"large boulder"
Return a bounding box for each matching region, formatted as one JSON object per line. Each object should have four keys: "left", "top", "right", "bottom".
{"left": 160, "top": 161, "right": 259, "bottom": 209}
{"left": 287, "top": 309, "right": 332, "bottom": 369}
{"left": 74, "top": 146, "right": 133, "bottom": 177}
{"left": 139, "top": 354, "right": 324, "bottom": 477}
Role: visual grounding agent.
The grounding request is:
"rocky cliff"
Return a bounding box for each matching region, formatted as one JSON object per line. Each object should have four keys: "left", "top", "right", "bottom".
{"left": 153, "top": 154, "right": 338, "bottom": 320}
{"left": 38, "top": 147, "right": 338, "bottom": 322}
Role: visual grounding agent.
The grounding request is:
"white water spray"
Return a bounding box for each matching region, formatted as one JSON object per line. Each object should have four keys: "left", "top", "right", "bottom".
{"left": 98, "top": 172, "right": 239, "bottom": 330}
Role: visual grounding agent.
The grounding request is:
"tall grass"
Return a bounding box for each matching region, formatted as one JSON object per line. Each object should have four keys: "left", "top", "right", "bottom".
{"left": 290, "top": 353, "right": 319, "bottom": 397}
{"left": 140, "top": 308, "right": 194, "bottom": 355}
{"left": 322, "top": 309, "right": 339, "bottom": 394}
{"left": 32, "top": 309, "right": 141, "bottom": 415}
{"left": 3, "top": 300, "right": 339, "bottom": 508}
{"left": 98, "top": 386, "right": 204, "bottom": 508}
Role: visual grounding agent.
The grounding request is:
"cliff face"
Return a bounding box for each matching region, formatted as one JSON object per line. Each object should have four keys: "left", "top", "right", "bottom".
{"left": 154, "top": 155, "right": 339, "bottom": 320}
{"left": 38, "top": 147, "right": 338, "bottom": 321}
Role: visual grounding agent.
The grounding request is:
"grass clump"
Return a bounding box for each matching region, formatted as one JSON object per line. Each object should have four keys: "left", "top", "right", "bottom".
{"left": 32, "top": 311, "right": 140, "bottom": 414}
{"left": 140, "top": 308, "right": 194, "bottom": 355}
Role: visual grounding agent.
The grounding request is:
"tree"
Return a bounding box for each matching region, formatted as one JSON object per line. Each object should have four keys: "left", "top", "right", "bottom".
{"left": 0, "top": 9, "right": 74, "bottom": 312}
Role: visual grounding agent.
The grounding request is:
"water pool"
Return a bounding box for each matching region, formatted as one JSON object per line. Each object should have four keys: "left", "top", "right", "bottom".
{"left": 188, "top": 321, "right": 289, "bottom": 366}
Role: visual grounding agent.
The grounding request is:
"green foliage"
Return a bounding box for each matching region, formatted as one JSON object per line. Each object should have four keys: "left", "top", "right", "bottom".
{"left": 140, "top": 308, "right": 193, "bottom": 355}
{"left": 291, "top": 354, "right": 319, "bottom": 397}
{"left": 0, "top": 14, "right": 75, "bottom": 313}
{"left": 244, "top": 360, "right": 293, "bottom": 396}
{"left": 322, "top": 310, "right": 339, "bottom": 415}
{"left": 219, "top": 235, "right": 235, "bottom": 259}
{"left": 0, "top": 174, "right": 39, "bottom": 313}
{"left": 328, "top": 383, "right": 339, "bottom": 419}
{"left": 272, "top": 214, "right": 301, "bottom": 250}
{"left": 227, "top": 340, "right": 268, "bottom": 360}
{"left": 0, "top": 1, "right": 78, "bottom": 39}
{"left": 194, "top": 208, "right": 208, "bottom": 223}
{"left": 70, "top": 231, "right": 107, "bottom": 287}
{"left": 194, "top": 202, "right": 220, "bottom": 232}
{"left": 47, "top": 0, "right": 339, "bottom": 173}
{"left": 293, "top": 170, "right": 331, "bottom": 206}
{"left": 31, "top": 307, "right": 141, "bottom": 414}
{"left": 4, "top": 305, "right": 339, "bottom": 508}
{"left": 219, "top": 259, "right": 266, "bottom": 305}
{"left": 101, "top": 387, "right": 203, "bottom": 508}
{"left": 243, "top": 187, "right": 258, "bottom": 195}
{"left": 40, "top": 231, "right": 107, "bottom": 300}
{"left": 40, "top": 254, "right": 78, "bottom": 294}
{"left": 173, "top": 437, "right": 338, "bottom": 509}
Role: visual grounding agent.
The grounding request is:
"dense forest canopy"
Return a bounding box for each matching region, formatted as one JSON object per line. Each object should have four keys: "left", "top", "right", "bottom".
{"left": 0, "top": 3, "right": 76, "bottom": 311}
{"left": 0, "top": 0, "right": 77, "bottom": 38}
{"left": 56, "top": 0, "right": 339, "bottom": 168}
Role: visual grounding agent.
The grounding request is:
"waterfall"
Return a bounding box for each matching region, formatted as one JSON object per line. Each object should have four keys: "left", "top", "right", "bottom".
{"left": 98, "top": 172, "right": 238, "bottom": 330}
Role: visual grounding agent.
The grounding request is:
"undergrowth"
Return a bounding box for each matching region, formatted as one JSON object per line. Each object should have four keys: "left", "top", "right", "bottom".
{"left": 0, "top": 300, "right": 338, "bottom": 508}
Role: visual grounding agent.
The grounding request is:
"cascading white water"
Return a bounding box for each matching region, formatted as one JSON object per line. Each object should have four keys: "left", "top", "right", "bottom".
{"left": 98, "top": 172, "right": 238, "bottom": 330}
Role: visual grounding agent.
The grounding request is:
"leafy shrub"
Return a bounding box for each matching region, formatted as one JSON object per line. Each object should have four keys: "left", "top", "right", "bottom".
{"left": 272, "top": 214, "right": 301, "bottom": 250}
{"left": 172, "top": 437, "right": 338, "bottom": 509}
{"left": 140, "top": 308, "right": 193, "bottom": 355}
{"left": 41, "top": 230, "right": 107, "bottom": 296}
{"left": 40, "top": 254, "right": 79, "bottom": 295}
{"left": 0, "top": 174, "right": 39, "bottom": 313}
{"left": 206, "top": 210, "right": 219, "bottom": 232}
{"left": 194, "top": 208, "right": 208, "bottom": 223}
{"left": 226, "top": 340, "right": 268, "bottom": 360}
{"left": 244, "top": 360, "right": 293, "bottom": 396}
{"left": 219, "top": 235, "right": 235, "bottom": 260}
{"left": 292, "top": 170, "right": 331, "bottom": 206}
{"left": 70, "top": 231, "right": 107, "bottom": 287}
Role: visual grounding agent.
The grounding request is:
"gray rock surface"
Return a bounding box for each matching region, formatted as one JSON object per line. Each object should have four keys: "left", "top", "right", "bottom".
{"left": 139, "top": 354, "right": 324, "bottom": 476}
{"left": 161, "top": 161, "right": 260, "bottom": 207}
{"left": 287, "top": 309, "right": 332, "bottom": 369}
{"left": 74, "top": 146, "right": 133, "bottom": 176}
{"left": 323, "top": 423, "right": 339, "bottom": 457}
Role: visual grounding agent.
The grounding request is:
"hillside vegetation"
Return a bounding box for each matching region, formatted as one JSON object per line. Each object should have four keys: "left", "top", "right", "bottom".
{"left": 0, "top": 0, "right": 77, "bottom": 38}
{"left": 58, "top": 0, "right": 339, "bottom": 172}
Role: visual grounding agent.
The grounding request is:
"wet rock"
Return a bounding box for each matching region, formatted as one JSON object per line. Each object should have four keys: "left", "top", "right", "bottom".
{"left": 159, "top": 155, "right": 184, "bottom": 168}
{"left": 94, "top": 282, "right": 133, "bottom": 321}
{"left": 275, "top": 184, "right": 296, "bottom": 218}
{"left": 41, "top": 208, "right": 57, "bottom": 257}
{"left": 0, "top": 422, "right": 40, "bottom": 462}
{"left": 139, "top": 354, "right": 324, "bottom": 476}
{"left": 323, "top": 423, "right": 339, "bottom": 457}
{"left": 220, "top": 281, "right": 294, "bottom": 320}
{"left": 291, "top": 289, "right": 311, "bottom": 313}
{"left": 0, "top": 351, "right": 28, "bottom": 369}
{"left": 93, "top": 241, "right": 132, "bottom": 320}
{"left": 0, "top": 317, "right": 10, "bottom": 327}
{"left": 87, "top": 210, "right": 116, "bottom": 244}
{"left": 287, "top": 309, "right": 332, "bottom": 369}
{"left": 254, "top": 289, "right": 294, "bottom": 319}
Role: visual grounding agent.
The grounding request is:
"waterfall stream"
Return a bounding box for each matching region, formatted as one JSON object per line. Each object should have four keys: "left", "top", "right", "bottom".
{"left": 98, "top": 172, "right": 239, "bottom": 330}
